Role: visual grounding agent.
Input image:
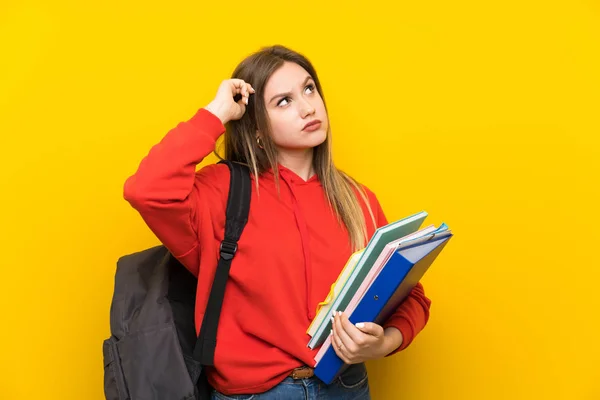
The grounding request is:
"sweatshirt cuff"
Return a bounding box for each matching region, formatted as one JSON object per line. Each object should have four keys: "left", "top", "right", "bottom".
{"left": 188, "top": 108, "right": 226, "bottom": 141}
{"left": 383, "top": 316, "right": 415, "bottom": 356}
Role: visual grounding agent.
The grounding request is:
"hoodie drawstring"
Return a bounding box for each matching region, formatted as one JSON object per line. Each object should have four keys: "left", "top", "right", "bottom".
{"left": 280, "top": 175, "right": 315, "bottom": 321}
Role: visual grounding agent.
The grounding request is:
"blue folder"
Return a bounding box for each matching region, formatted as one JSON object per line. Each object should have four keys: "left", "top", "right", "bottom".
{"left": 314, "top": 235, "right": 452, "bottom": 384}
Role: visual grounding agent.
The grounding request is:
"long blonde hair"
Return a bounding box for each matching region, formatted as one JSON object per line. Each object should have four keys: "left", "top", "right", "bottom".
{"left": 215, "top": 45, "right": 376, "bottom": 251}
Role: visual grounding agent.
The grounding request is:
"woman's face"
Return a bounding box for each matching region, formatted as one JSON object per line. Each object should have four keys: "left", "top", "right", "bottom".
{"left": 261, "top": 61, "right": 328, "bottom": 153}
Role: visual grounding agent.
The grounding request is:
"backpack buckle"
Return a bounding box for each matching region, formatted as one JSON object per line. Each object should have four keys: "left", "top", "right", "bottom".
{"left": 219, "top": 240, "right": 238, "bottom": 261}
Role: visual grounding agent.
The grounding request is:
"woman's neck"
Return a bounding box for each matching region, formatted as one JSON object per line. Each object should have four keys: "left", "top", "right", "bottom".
{"left": 278, "top": 149, "right": 315, "bottom": 182}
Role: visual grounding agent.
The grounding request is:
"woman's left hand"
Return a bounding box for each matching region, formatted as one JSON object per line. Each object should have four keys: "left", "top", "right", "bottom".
{"left": 330, "top": 311, "right": 390, "bottom": 364}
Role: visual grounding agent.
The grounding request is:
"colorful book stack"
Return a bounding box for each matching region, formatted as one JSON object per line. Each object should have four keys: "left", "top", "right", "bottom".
{"left": 306, "top": 211, "right": 453, "bottom": 384}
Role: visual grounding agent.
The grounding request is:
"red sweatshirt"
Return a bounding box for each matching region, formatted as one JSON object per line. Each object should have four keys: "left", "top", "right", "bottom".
{"left": 123, "top": 108, "right": 432, "bottom": 395}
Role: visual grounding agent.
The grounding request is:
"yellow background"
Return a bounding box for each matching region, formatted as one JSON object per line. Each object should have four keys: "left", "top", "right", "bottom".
{"left": 1, "top": 0, "right": 598, "bottom": 398}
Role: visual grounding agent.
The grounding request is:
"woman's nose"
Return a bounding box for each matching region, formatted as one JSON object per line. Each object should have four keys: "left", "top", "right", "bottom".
{"left": 300, "top": 100, "right": 315, "bottom": 117}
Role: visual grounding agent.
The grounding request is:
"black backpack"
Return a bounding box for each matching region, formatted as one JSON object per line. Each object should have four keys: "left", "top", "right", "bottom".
{"left": 103, "top": 160, "right": 251, "bottom": 400}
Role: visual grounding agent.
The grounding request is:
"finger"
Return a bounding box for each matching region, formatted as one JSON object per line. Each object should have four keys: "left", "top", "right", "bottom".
{"left": 243, "top": 84, "right": 251, "bottom": 104}
{"left": 239, "top": 82, "right": 250, "bottom": 98}
{"left": 331, "top": 318, "right": 347, "bottom": 354}
{"left": 334, "top": 312, "right": 357, "bottom": 353}
{"left": 331, "top": 327, "right": 344, "bottom": 355}
{"left": 332, "top": 340, "right": 350, "bottom": 363}
{"left": 232, "top": 94, "right": 246, "bottom": 111}
{"left": 236, "top": 96, "right": 247, "bottom": 108}
{"left": 231, "top": 78, "right": 246, "bottom": 88}
{"left": 231, "top": 82, "right": 248, "bottom": 105}
{"left": 337, "top": 311, "right": 368, "bottom": 346}
{"left": 334, "top": 314, "right": 361, "bottom": 364}
{"left": 230, "top": 79, "right": 247, "bottom": 96}
{"left": 237, "top": 83, "right": 248, "bottom": 102}
{"left": 331, "top": 328, "right": 351, "bottom": 364}
{"left": 354, "top": 322, "right": 384, "bottom": 337}
{"left": 243, "top": 84, "right": 253, "bottom": 105}
{"left": 239, "top": 92, "right": 248, "bottom": 105}
{"left": 236, "top": 82, "right": 249, "bottom": 104}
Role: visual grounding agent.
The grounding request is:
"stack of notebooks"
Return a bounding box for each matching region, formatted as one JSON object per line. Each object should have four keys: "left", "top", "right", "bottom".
{"left": 306, "top": 210, "right": 452, "bottom": 384}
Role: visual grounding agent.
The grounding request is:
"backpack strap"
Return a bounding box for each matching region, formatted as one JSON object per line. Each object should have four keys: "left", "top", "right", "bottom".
{"left": 193, "top": 160, "right": 251, "bottom": 365}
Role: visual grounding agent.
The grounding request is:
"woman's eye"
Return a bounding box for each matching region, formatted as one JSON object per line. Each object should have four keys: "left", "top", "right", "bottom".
{"left": 277, "top": 84, "right": 315, "bottom": 107}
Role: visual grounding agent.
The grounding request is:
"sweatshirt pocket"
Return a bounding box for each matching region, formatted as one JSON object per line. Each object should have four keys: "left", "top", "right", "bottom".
{"left": 103, "top": 336, "right": 130, "bottom": 400}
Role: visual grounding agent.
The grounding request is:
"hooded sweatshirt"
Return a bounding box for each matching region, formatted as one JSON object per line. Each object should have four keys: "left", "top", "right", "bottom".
{"left": 123, "top": 108, "right": 432, "bottom": 395}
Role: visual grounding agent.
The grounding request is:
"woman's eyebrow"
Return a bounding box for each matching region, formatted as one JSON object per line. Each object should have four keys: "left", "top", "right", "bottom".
{"left": 268, "top": 76, "right": 313, "bottom": 104}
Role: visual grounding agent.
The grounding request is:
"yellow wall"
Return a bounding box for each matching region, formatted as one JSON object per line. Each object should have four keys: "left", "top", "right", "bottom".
{"left": 1, "top": 0, "right": 598, "bottom": 399}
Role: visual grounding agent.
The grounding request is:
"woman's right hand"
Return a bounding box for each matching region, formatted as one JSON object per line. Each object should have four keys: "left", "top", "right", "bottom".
{"left": 205, "top": 79, "right": 255, "bottom": 125}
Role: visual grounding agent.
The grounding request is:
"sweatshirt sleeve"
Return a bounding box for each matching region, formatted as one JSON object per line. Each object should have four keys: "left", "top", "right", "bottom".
{"left": 123, "top": 108, "right": 225, "bottom": 276}
{"left": 366, "top": 189, "right": 432, "bottom": 356}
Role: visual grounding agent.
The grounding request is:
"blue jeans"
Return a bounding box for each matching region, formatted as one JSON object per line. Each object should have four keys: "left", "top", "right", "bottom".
{"left": 211, "top": 363, "right": 370, "bottom": 400}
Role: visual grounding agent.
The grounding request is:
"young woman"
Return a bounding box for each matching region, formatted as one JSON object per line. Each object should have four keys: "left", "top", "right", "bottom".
{"left": 124, "top": 44, "right": 431, "bottom": 400}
